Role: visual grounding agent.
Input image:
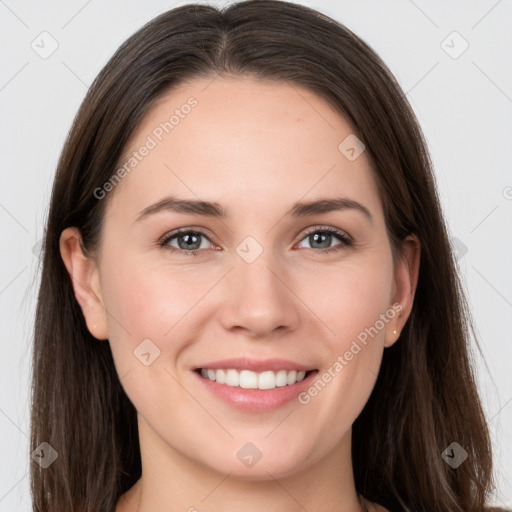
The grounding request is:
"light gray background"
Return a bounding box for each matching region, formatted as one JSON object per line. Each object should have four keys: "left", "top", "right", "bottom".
{"left": 1, "top": 0, "right": 511, "bottom": 510}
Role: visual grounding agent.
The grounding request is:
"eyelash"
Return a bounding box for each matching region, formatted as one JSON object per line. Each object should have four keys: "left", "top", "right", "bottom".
{"left": 158, "top": 226, "right": 352, "bottom": 257}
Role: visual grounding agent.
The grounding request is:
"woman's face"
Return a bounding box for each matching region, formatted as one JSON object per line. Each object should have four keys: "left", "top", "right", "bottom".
{"left": 69, "top": 76, "right": 417, "bottom": 479}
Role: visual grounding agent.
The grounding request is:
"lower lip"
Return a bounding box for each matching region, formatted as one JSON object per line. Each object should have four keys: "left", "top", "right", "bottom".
{"left": 193, "top": 370, "right": 319, "bottom": 412}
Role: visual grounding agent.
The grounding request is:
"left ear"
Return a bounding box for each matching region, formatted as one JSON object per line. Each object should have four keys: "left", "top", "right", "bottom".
{"left": 385, "top": 234, "right": 421, "bottom": 348}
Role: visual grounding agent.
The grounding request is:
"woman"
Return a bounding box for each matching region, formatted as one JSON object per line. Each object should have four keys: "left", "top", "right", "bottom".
{"left": 30, "top": 1, "right": 506, "bottom": 511}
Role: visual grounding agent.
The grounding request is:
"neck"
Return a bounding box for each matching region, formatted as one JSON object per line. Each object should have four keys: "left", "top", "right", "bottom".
{"left": 117, "top": 419, "right": 367, "bottom": 512}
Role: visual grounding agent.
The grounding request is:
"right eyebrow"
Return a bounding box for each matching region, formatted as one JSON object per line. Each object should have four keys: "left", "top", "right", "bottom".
{"left": 135, "top": 196, "right": 228, "bottom": 223}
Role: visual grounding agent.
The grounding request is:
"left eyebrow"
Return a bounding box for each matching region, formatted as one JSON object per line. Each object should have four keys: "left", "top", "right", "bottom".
{"left": 135, "top": 195, "right": 373, "bottom": 224}
{"left": 286, "top": 197, "right": 373, "bottom": 224}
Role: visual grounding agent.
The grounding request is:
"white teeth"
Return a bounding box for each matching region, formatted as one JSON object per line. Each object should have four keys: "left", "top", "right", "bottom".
{"left": 258, "top": 371, "right": 276, "bottom": 390}
{"left": 286, "top": 370, "right": 297, "bottom": 385}
{"left": 216, "top": 368, "right": 226, "bottom": 384}
{"left": 225, "top": 369, "right": 239, "bottom": 387}
{"left": 239, "top": 370, "right": 258, "bottom": 389}
{"left": 275, "top": 370, "right": 288, "bottom": 387}
{"left": 199, "top": 368, "right": 310, "bottom": 389}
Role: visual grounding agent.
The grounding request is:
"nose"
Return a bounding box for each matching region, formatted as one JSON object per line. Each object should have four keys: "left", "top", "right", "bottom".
{"left": 217, "top": 248, "right": 301, "bottom": 339}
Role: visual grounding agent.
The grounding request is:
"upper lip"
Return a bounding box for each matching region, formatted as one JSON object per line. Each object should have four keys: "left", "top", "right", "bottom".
{"left": 195, "top": 357, "right": 316, "bottom": 373}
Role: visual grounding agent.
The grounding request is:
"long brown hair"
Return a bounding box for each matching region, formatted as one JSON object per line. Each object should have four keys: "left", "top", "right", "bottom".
{"left": 30, "top": 1, "right": 503, "bottom": 510}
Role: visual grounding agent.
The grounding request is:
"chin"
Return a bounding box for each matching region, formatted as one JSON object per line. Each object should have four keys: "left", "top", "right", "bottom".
{"left": 201, "top": 442, "right": 314, "bottom": 481}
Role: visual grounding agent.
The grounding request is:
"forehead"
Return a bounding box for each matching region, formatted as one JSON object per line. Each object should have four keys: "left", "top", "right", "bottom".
{"left": 106, "top": 75, "right": 382, "bottom": 223}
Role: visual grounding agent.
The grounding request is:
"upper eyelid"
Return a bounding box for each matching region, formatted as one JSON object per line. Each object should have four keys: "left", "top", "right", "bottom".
{"left": 300, "top": 225, "right": 351, "bottom": 240}
{"left": 161, "top": 225, "right": 351, "bottom": 248}
{"left": 160, "top": 227, "right": 220, "bottom": 247}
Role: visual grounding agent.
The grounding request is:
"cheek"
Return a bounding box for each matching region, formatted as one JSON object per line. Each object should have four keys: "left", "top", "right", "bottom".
{"left": 297, "top": 254, "right": 394, "bottom": 406}
{"left": 295, "top": 275, "right": 392, "bottom": 433}
{"left": 98, "top": 257, "right": 207, "bottom": 413}
{"left": 99, "top": 253, "right": 211, "bottom": 366}
{"left": 301, "top": 255, "right": 394, "bottom": 348}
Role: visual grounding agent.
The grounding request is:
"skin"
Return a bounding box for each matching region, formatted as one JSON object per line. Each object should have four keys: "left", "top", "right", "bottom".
{"left": 60, "top": 75, "right": 420, "bottom": 512}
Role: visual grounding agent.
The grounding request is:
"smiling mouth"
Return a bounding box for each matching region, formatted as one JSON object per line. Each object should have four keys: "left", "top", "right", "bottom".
{"left": 195, "top": 368, "right": 318, "bottom": 390}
